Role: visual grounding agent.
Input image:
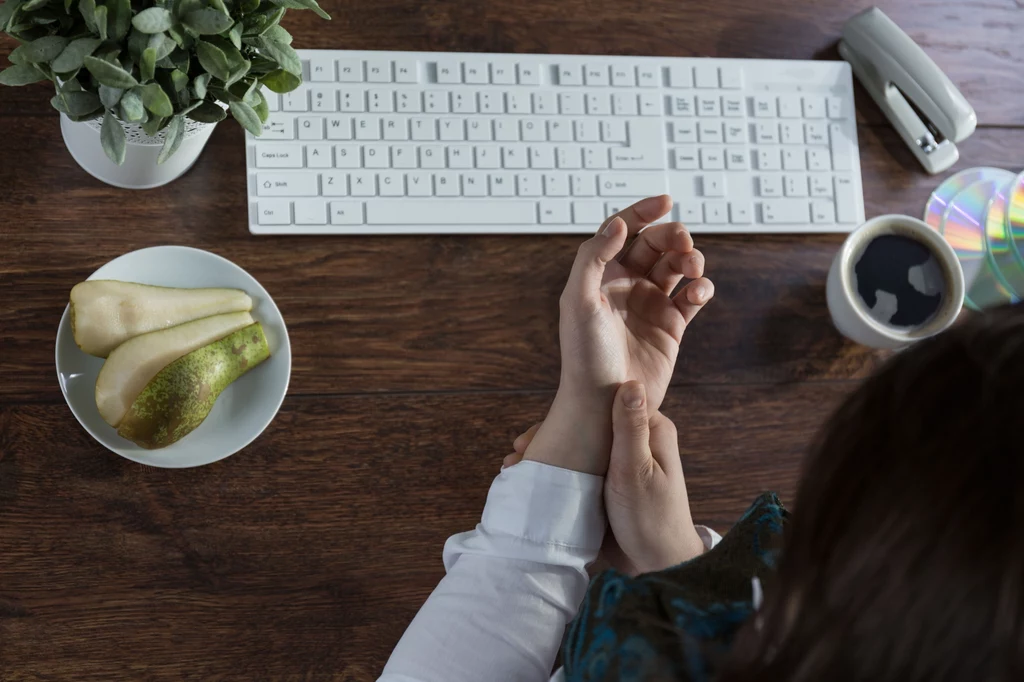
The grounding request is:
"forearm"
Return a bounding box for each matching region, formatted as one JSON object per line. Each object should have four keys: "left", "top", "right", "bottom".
{"left": 522, "top": 385, "right": 616, "bottom": 476}
{"left": 379, "top": 461, "right": 605, "bottom": 682}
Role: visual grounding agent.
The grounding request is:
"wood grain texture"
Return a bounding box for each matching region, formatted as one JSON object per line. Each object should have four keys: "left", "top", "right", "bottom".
{"left": 0, "top": 383, "right": 844, "bottom": 680}
{"left": 1, "top": 0, "right": 1022, "bottom": 677}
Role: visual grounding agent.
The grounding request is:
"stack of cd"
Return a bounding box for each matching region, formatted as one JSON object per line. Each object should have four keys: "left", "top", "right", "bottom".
{"left": 925, "top": 168, "right": 1024, "bottom": 311}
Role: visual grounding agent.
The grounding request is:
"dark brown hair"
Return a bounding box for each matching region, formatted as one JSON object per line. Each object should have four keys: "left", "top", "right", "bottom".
{"left": 722, "top": 304, "right": 1024, "bottom": 682}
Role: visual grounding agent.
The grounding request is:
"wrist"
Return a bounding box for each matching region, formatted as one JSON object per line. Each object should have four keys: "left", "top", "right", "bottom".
{"left": 522, "top": 385, "right": 616, "bottom": 476}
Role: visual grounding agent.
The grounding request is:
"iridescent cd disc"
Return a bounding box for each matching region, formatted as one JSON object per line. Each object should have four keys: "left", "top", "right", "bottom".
{"left": 984, "top": 182, "right": 1024, "bottom": 298}
{"left": 1007, "top": 171, "right": 1024, "bottom": 272}
{"left": 925, "top": 167, "right": 1014, "bottom": 230}
{"left": 940, "top": 179, "right": 1018, "bottom": 311}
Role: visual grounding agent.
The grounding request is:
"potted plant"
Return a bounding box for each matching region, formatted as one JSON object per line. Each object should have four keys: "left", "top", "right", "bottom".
{"left": 0, "top": 0, "right": 328, "bottom": 188}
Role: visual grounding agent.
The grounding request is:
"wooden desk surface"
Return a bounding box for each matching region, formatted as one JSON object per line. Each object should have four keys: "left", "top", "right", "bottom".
{"left": 1, "top": 0, "right": 1022, "bottom": 677}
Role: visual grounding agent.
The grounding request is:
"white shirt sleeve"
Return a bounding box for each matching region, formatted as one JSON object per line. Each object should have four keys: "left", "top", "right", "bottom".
{"left": 379, "top": 460, "right": 606, "bottom": 682}
{"left": 378, "top": 461, "right": 723, "bottom": 682}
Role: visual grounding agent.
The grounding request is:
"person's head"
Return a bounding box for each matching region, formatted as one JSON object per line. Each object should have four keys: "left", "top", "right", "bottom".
{"left": 723, "top": 304, "right": 1024, "bottom": 682}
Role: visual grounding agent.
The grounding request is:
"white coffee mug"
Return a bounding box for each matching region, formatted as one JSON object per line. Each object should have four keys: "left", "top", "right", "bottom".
{"left": 826, "top": 214, "right": 965, "bottom": 349}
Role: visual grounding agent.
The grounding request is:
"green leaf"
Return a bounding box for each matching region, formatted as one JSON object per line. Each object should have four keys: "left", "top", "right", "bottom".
{"left": 50, "top": 37, "right": 103, "bottom": 72}
{"left": 83, "top": 55, "right": 137, "bottom": 88}
{"left": 141, "top": 114, "right": 165, "bottom": 136}
{"left": 224, "top": 59, "right": 250, "bottom": 86}
{"left": 60, "top": 78, "right": 84, "bottom": 93}
{"left": 107, "top": 0, "right": 130, "bottom": 41}
{"left": 21, "top": 0, "right": 47, "bottom": 10}
{"left": 6, "top": 45, "right": 28, "bottom": 65}
{"left": 140, "top": 47, "right": 156, "bottom": 81}
{"left": 51, "top": 90, "right": 102, "bottom": 116}
{"left": 252, "top": 88, "right": 268, "bottom": 123}
{"left": 93, "top": 3, "right": 107, "bottom": 40}
{"left": 195, "top": 40, "right": 230, "bottom": 81}
{"left": 239, "top": 0, "right": 259, "bottom": 12}
{"left": 132, "top": 6, "right": 173, "bottom": 33}
{"left": 268, "top": 0, "right": 330, "bottom": 20}
{"left": 149, "top": 34, "right": 176, "bottom": 60}
{"left": 0, "top": 62, "right": 48, "bottom": 86}
{"left": 261, "top": 24, "right": 292, "bottom": 45}
{"left": 227, "top": 21, "right": 242, "bottom": 49}
{"left": 98, "top": 84, "right": 122, "bottom": 107}
{"left": 191, "top": 71, "right": 211, "bottom": 99}
{"left": 141, "top": 82, "right": 173, "bottom": 117}
{"left": 183, "top": 8, "right": 233, "bottom": 35}
{"left": 0, "top": 0, "right": 25, "bottom": 31}
{"left": 119, "top": 86, "right": 145, "bottom": 121}
{"left": 156, "top": 115, "right": 184, "bottom": 163}
{"left": 169, "top": 69, "right": 188, "bottom": 92}
{"left": 78, "top": 0, "right": 96, "bottom": 32}
{"left": 229, "top": 99, "right": 261, "bottom": 135}
{"left": 255, "top": 36, "right": 300, "bottom": 76}
{"left": 21, "top": 36, "right": 68, "bottom": 63}
{"left": 100, "top": 110, "right": 126, "bottom": 164}
{"left": 167, "top": 25, "right": 186, "bottom": 47}
{"left": 187, "top": 100, "right": 225, "bottom": 123}
{"left": 179, "top": 100, "right": 203, "bottom": 116}
{"left": 256, "top": 7, "right": 285, "bottom": 35}
{"left": 260, "top": 68, "right": 299, "bottom": 93}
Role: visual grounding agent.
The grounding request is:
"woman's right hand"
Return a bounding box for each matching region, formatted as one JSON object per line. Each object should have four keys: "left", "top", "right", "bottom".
{"left": 504, "top": 380, "right": 706, "bottom": 576}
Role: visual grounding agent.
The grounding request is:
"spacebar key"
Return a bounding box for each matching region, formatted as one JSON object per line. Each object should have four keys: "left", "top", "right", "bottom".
{"left": 367, "top": 200, "right": 537, "bottom": 225}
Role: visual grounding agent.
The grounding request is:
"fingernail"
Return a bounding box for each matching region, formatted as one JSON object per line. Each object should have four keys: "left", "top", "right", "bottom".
{"left": 695, "top": 285, "right": 707, "bottom": 301}
{"left": 602, "top": 216, "right": 621, "bottom": 236}
{"left": 623, "top": 383, "right": 645, "bottom": 409}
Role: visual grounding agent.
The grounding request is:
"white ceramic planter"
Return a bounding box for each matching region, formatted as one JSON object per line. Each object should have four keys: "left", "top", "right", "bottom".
{"left": 59, "top": 113, "right": 217, "bottom": 189}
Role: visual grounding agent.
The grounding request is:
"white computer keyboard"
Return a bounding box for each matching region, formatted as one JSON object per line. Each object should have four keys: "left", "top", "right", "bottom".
{"left": 247, "top": 50, "right": 865, "bottom": 235}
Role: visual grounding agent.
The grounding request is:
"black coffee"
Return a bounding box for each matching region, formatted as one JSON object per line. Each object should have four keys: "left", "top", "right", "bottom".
{"left": 854, "top": 234, "right": 946, "bottom": 328}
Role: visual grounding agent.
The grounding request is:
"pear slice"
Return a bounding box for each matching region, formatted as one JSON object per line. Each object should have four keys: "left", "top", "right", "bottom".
{"left": 95, "top": 311, "right": 255, "bottom": 429}
{"left": 117, "top": 322, "right": 271, "bottom": 449}
{"left": 70, "top": 280, "right": 253, "bottom": 357}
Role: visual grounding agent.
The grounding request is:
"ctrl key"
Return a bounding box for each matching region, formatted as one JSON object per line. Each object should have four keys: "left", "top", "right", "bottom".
{"left": 330, "top": 201, "right": 365, "bottom": 225}
{"left": 257, "top": 200, "right": 291, "bottom": 225}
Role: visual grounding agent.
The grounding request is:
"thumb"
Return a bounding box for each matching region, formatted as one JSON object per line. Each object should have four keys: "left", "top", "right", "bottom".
{"left": 565, "top": 217, "right": 627, "bottom": 304}
{"left": 609, "top": 381, "right": 654, "bottom": 486}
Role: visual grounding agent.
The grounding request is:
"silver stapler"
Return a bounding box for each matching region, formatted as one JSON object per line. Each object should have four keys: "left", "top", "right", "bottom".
{"left": 839, "top": 7, "right": 977, "bottom": 174}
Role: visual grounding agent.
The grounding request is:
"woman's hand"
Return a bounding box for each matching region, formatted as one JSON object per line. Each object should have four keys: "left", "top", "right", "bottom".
{"left": 521, "top": 195, "right": 714, "bottom": 475}
{"left": 505, "top": 381, "right": 705, "bottom": 576}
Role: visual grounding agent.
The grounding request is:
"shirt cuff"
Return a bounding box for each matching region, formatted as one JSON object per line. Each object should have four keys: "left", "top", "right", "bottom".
{"left": 695, "top": 524, "right": 722, "bottom": 550}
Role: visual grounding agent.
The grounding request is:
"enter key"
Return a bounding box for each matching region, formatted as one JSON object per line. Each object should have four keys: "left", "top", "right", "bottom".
{"left": 610, "top": 120, "right": 668, "bottom": 170}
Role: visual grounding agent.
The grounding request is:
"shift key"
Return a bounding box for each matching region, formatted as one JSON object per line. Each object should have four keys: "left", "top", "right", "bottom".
{"left": 598, "top": 173, "right": 668, "bottom": 196}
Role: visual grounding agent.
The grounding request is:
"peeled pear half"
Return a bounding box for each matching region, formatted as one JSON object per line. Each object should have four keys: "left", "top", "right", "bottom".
{"left": 95, "top": 311, "right": 255, "bottom": 428}
{"left": 70, "top": 280, "right": 253, "bottom": 357}
{"left": 118, "top": 323, "right": 271, "bottom": 449}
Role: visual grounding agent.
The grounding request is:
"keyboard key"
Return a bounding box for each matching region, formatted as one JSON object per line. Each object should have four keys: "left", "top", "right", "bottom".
{"left": 694, "top": 65, "right": 718, "bottom": 88}
{"left": 585, "top": 64, "right": 609, "bottom": 86}
{"left": 463, "top": 173, "right": 487, "bottom": 196}
{"left": 810, "top": 174, "right": 832, "bottom": 197}
{"left": 436, "top": 59, "right": 461, "bottom": 83}
{"left": 724, "top": 122, "right": 746, "bottom": 144}
{"left": 758, "top": 175, "right": 782, "bottom": 197}
{"left": 777, "top": 95, "right": 801, "bottom": 118}
{"left": 829, "top": 123, "right": 853, "bottom": 170}
{"left": 491, "top": 64, "right": 515, "bottom": 84}
{"left": 599, "top": 173, "right": 667, "bottom": 196}
{"left": 670, "top": 94, "right": 695, "bottom": 116}
{"left": 704, "top": 201, "right": 727, "bottom": 224}
{"left": 761, "top": 199, "right": 809, "bottom": 224}
{"left": 467, "top": 119, "right": 492, "bottom": 141}
{"left": 517, "top": 63, "right": 540, "bottom": 85}
{"left": 257, "top": 172, "right": 318, "bottom": 196}
{"left": 722, "top": 95, "right": 744, "bottom": 117}
{"left": 366, "top": 58, "right": 392, "bottom": 82}
{"left": 559, "top": 65, "right": 583, "bottom": 85}
{"left": 264, "top": 93, "right": 280, "bottom": 112}
{"left": 673, "top": 121, "right": 697, "bottom": 143}
{"left": 335, "top": 144, "right": 360, "bottom": 168}
{"left": 451, "top": 92, "right": 476, "bottom": 113}
{"left": 636, "top": 65, "right": 659, "bottom": 87}
{"left": 380, "top": 170, "right": 405, "bottom": 196}
{"left": 355, "top": 116, "right": 381, "bottom": 140}
{"left": 674, "top": 147, "right": 698, "bottom": 170}
{"left": 364, "top": 143, "right": 389, "bottom": 168}
{"left": 754, "top": 122, "right": 778, "bottom": 144}
{"left": 367, "top": 90, "right": 394, "bottom": 113}
{"left": 350, "top": 171, "right": 376, "bottom": 196}
{"left": 752, "top": 96, "right": 773, "bottom": 118}
{"left": 337, "top": 58, "right": 363, "bottom": 82}
{"left": 726, "top": 147, "right": 748, "bottom": 170}
{"left": 612, "top": 92, "right": 638, "bottom": 116}
{"left": 756, "top": 148, "right": 781, "bottom": 170}
{"left": 475, "top": 145, "right": 500, "bottom": 169}
{"left": 539, "top": 199, "right": 571, "bottom": 223}
{"left": 574, "top": 119, "right": 600, "bottom": 142}
{"left": 421, "top": 145, "right": 445, "bottom": 168}
{"left": 367, "top": 200, "right": 537, "bottom": 224}
{"left": 784, "top": 174, "right": 808, "bottom": 197}
{"left": 668, "top": 65, "right": 693, "bottom": 88}
{"left": 600, "top": 120, "right": 626, "bottom": 143}
{"left": 805, "top": 121, "right": 827, "bottom": 145}
{"left": 448, "top": 145, "right": 473, "bottom": 168}
{"left": 325, "top": 115, "right": 353, "bottom": 140}
{"left": 410, "top": 118, "right": 436, "bottom": 141}
{"left": 729, "top": 202, "right": 752, "bottom": 223}
{"left": 330, "top": 201, "right": 364, "bottom": 224}
{"left": 522, "top": 119, "right": 546, "bottom": 141}
{"left": 698, "top": 96, "right": 720, "bottom": 117}
{"left": 548, "top": 120, "right": 572, "bottom": 142}
{"left": 284, "top": 90, "right": 308, "bottom": 112}
{"left": 782, "top": 148, "right": 806, "bottom": 170}
{"left": 811, "top": 200, "right": 834, "bottom": 223}
{"left": 506, "top": 91, "right": 531, "bottom": 114}
{"left": 807, "top": 148, "right": 831, "bottom": 171}
{"left": 339, "top": 91, "right": 364, "bottom": 112}
{"left": 700, "top": 148, "right": 725, "bottom": 170}
{"left": 532, "top": 91, "right": 556, "bottom": 115}
{"left": 295, "top": 200, "right": 328, "bottom": 225}
{"left": 582, "top": 146, "right": 608, "bottom": 170}
{"left": 298, "top": 117, "right": 324, "bottom": 140}
{"left": 544, "top": 172, "right": 569, "bottom": 196}
{"left": 780, "top": 121, "right": 803, "bottom": 144}
{"left": 309, "top": 87, "right": 337, "bottom": 112}
{"left": 425, "top": 90, "right": 450, "bottom": 113}
{"left": 392, "top": 144, "right": 416, "bottom": 168}
{"left": 586, "top": 93, "right": 611, "bottom": 116}
{"left": 611, "top": 65, "right": 635, "bottom": 87}
{"left": 394, "top": 58, "right": 419, "bottom": 83}
{"left": 502, "top": 145, "right": 528, "bottom": 169}
{"left": 382, "top": 117, "right": 408, "bottom": 141}
{"left": 638, "top": 92, "right": 660, "bottom": 115}
{"left": 306, "top": 143, "right": 332, "bottom": 168}
{"left": 396, "top": 91, "right": 422, "bottom": 113}
{"left": 321, "top": 172, "right": 347, "bottom": 195}
{"left": 679, "top": 203, "right": 702, "bottom": 223}
{"left": 571, "top": 174, "right": 596, "bottom": 196}
{"left": 559, "top": 93, "right": 585, "bottom": 115}
{"left": 464, "top": 62, "right": 488, "bottom": 84}
{"left": 530, "top": 146, "right": 555, "bottom": 169}
{"left": 802, "top": 96, "right": 825, "bottom": 118}
{"left": 257, "top": 200, "right": 291, "bottom": 224}
{"left": 698, "top": 121, "right": 723, "bottom": 144}
{"left": 826, "top": 96, "right": 844, "bottom": 119}
{"left": 719, "top": 66, "right": 742, "bottom": 89}
{"left": 518, "top": 174, "right": 541, "bottom": 197}
{"left": 701, "top": 173, "right": 725, "bottom": 196}
{"left": 573, "top": 201, "right": 605, "bottom": 223}
{"left": 256, "top": 144, "right": 303, "bottom": 168}
{"left": 407, "top": 171, "right": 431, "bottom": 195}
{"left": 309, "top": 55, "right": 335, "bottom": 81}
{"left": 436, "top": 171, "right": 460, "bottom": 196}
{"left": 494, "top": 119, "right": 519, "bottom": 142}
{"left": 556, "top": 148, "right": 581, "bottom": 169}
{"left": 835, "top": 176, "right": 858, "bottom": 223}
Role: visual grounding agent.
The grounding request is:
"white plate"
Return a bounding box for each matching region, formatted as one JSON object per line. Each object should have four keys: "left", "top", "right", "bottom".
{"left": 55, "top": 246, "right": 292, "bottom": 468}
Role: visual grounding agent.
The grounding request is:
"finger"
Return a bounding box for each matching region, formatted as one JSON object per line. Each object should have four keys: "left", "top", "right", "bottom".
{"left": 647, "top": 412, "right": 682, "bottom": 477}
{"left": 597, "top": 195, "right": 673, "bottom": 238}
{"left": 513, "top": 423, "right": 542, "bottom": 454}
{"left": 647, "top": 248, "right": 705, "bottom": 295}
{"left": 564, "top": 216, "right": 628, "bottom": 304}
{"left": 672, "top": 277, "right": 715, "bottom": 328}
{"left": 608, "top": 381, "right": 654, "bottom": 487}
{"left": 502, "top": 452, "right": 525, "bottom": 470}
{"left": 619, "top": 222, "right": 695, "bottom": 276}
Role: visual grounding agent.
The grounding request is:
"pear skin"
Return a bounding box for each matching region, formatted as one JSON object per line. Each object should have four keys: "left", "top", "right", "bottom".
{"left": 117, "top": 323, "right": 270, "bottom": 449}
{"left": 70, "top": 280, "right": 253, "bottom": 357}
